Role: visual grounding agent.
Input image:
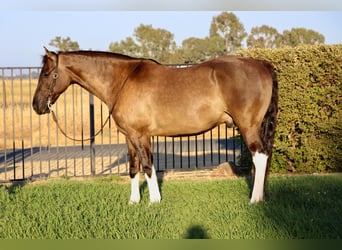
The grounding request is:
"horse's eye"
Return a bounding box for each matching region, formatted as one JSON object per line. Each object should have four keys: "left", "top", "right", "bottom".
{"left": 43, "top": 72, "right": 50, "bottom": 77}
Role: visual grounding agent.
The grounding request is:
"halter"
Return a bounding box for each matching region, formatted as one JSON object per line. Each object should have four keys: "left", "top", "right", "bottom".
{"left": 47, "top": 54, "right": 142, "bottom": 142}
{"left": 47, "top": 54, "right": 59, "bottom": 109}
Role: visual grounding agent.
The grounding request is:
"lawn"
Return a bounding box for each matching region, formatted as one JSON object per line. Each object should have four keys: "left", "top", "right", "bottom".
{"left": 0, "top": 174, "right": 341, "bottom": 239}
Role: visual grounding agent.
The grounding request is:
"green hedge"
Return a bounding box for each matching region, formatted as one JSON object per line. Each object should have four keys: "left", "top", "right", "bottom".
{"left": 237, "top": 45, "right": 342, "bottom": 173}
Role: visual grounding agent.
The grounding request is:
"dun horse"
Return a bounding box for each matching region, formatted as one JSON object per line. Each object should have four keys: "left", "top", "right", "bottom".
{"left": 33, "top": 48, "right": 278, "bottom": 204}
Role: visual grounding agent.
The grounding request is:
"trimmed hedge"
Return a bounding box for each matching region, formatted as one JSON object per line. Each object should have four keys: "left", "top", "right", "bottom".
{"left": 237, "top": 45, "right": 342, "bottom": 173}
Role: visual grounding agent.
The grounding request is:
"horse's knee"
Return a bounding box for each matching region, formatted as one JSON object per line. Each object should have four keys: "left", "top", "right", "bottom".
{"left": 129, "top": 158, "right": 140, "bottom": 178}
{"left": 143, "top": 165, "right": 152, "bottom": 178}
{"left": 129, "top": 168, "right": 139, "bottom": 178}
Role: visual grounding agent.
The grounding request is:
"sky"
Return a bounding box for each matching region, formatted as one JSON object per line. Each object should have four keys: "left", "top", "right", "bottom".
{"left": 0, "top": 1, "right": 341, "bottom": 67}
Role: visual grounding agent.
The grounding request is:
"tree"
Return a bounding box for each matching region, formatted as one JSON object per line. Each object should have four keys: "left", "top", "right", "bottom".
{"left": 282, "top": 28, "right": 325, "bottom": 47}
{"left": 49, "top": 36, "right": 80, "bottom": 51}
{"left": 109, "top": 24, "right": 176, "bottom": 63}
{"left": 135, "top": 24, "right": 176, "bottom": 63}
{"left": 179, "top": 36, "right": 226, "bottom": 63}
{"left": 180, "top": 37, "right": 209, "bottom": 63}
{"left": 109, "top": 37, "right": 140, "bottom": 57}
{"left": 207, "top": 36, "right": 227, "bottom": 58}
{"left": 247, "top": 25, "right": 282, "bottom": 48}
{"left": 209, "top": 12, "right": 247, "bottom": 53}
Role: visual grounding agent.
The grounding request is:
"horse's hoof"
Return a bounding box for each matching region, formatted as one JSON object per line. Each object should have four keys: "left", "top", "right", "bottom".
{"left": 128, "top": 199, "right": 140, "bottom": 205}
{"left": 149, "top": 199, "right": 161, "bottom": 205}
{"left": 150, "top": 193, "right": 161, "bottom": 203}
{"left": 250, "top": 197, "right": 264, "bottom": 204}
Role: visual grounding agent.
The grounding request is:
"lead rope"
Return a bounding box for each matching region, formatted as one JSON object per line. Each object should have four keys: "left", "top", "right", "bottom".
{"left": 48, "top": 60, "right": 142, "bottom": 142}
{"left": 49, "top": 109, "right": 112, "bottom": 142}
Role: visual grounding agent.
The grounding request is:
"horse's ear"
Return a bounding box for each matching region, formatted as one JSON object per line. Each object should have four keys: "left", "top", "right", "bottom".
{"left": 44, "top": 47, "right": 55, "bottom": 60}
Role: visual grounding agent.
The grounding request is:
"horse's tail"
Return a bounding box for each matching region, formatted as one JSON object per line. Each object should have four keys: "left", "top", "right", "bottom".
{"left": 260, "top": 62, "right": 278, "bottom": 168}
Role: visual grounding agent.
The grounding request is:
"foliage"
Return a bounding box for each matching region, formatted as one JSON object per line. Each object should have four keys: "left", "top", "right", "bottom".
{"left": 109, "top": 12, "right": 249, "bottom": 63}
{"left": 282, "top": 28, "right": 325, "bottom": 47}
{"left": 246, "top": 26, "right": 325, "bottom": 49}
{"left": 247, "top": 25, "right": 283, "bottom": 49}
{"left": 109, "top": 24, "right": 177, "bottom": 64}
{"left": 209, "top": 12, "right": 247, "bottom": 53}
{"left": 237, "top": 45, "right": 342, "bottom": 173}
{"left": 0, "top": 175, "right": 341, "bottom": 239}
{"left": 180, "top": 36, "right": 225, "bottom": 63}
{"left": 105, "top": 12, "right": 326, "bottom": 64}
{"left": 49, "top": 36, "right": 80, "bottom": 51}
{"left": 135, "top": 24, "right": 176, "bottom": 63}
{"left": 108, "top": 37, "right": 140, "bottom": 57}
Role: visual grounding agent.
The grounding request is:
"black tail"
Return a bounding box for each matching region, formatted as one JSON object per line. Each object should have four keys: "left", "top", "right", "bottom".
{"left": 260, "top": 63, "right": 278, "bottom": 168}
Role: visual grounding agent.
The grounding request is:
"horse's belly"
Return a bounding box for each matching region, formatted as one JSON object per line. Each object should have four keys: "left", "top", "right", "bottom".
{"left": 151, "top": 123, "right": 219, "bottom": 136}
{"left": 150, "top": 110, "right": 232, "bottom": 136}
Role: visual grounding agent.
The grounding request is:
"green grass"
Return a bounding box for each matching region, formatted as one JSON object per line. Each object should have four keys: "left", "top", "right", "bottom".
{"left": 0, "top": 174, "right": 341, "bottom": 239}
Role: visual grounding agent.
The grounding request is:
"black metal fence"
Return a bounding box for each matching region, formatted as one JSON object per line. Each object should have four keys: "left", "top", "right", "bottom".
{"left": 0, "top": 66, "right": 243, "bottom": 182}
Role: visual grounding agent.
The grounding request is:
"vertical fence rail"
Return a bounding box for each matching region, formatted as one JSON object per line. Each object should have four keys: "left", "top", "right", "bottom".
{"left": 0, "top": 66, "right": 244, "bottom": 182}
{"left": 89, "top": 93, "right": 95, "bottom": 176}
{"left": 10, "top": 69, "right": 16, "bottom": 179}
{"left": 1, "top": 69, "right": 7, "bottom": 180}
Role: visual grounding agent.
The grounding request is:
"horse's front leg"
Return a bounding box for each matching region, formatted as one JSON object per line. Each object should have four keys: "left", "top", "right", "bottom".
{"left": 129, "top": 134, "right": 161, "bottom": 204}
{"left": 127, "top": 138, "right": 141, "bottom": 204}
{"left": 144, "top": 164, "right": 161, "bottom": 204}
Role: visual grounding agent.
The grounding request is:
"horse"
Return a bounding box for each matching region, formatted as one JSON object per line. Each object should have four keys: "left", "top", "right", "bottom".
{"left": 33, "top": 48, "right": 278, "bottom": 204}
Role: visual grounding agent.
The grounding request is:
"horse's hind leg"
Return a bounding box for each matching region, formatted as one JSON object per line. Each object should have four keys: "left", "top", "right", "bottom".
{"left": 250, "top": 151, "right": 268, "bottom": 203}
{"left": 241, "top": 126, "right": 268, "bottom": 203}
{"left": 128, "top": 134, "right": 161, "bottom": 204}
{"left": 127, "top": 138, "right": 141, "bottom": 204}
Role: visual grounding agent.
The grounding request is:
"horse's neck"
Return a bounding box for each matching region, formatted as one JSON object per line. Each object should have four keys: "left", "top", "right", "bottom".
{"left": 67, "top": 57, "right": 135, "bottom": 107}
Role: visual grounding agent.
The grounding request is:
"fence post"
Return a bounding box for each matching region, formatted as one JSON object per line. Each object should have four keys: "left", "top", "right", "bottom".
{"left": 89, "top": 93, "right": 95, "bottom": 175}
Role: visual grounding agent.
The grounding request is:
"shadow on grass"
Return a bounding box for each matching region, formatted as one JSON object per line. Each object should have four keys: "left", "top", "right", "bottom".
{"left": 261, "top": 175, "right": 342, "bottom": 239}
{"left": 1, "top": 180, "right": 27, "bottom": 195}
{"left": 183, "top": 225, "right": 210, "bottom": 239}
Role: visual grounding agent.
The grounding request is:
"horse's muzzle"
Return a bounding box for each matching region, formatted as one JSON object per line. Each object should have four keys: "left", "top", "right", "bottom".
{"left": 32, "top": 96, "right": 51, "bottom": 115}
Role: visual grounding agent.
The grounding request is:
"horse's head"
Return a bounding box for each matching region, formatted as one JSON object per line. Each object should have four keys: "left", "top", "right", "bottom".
{"left": 32, "top": 47, "right": 70, "bottom": 114}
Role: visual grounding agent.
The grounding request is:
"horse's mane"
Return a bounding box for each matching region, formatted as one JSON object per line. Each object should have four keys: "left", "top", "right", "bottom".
{"left": 42, "top": 50, "right": 161, "bottom": 65}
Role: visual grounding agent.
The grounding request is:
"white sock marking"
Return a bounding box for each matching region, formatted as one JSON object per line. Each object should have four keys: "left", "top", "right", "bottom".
{"left": 250, "top": 152, "right": 268, "bottom": 203}
{"left": 145, "top": 165, "right": 161, "bottom": 204}
{"left": 129, "top": 173, "right": 140, "bottom": 204}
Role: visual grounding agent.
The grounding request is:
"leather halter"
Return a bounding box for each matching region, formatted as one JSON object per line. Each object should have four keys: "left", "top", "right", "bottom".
{"left": 47, "top": 53, "right": 59, "bottom": 109}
